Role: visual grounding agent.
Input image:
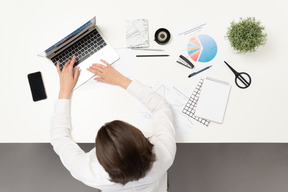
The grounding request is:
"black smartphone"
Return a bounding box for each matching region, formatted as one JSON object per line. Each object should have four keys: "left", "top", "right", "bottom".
{"left": 27, "top": 71, "right": 47, "bottom": 102}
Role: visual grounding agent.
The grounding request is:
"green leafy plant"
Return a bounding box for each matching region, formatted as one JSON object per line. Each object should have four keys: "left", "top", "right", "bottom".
{"left": 226, "top": 17, "right": 267, "bottom": 53}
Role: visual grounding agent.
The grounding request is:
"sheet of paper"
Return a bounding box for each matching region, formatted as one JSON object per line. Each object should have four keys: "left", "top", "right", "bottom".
{"left": 173, "top": 18, "right": 224, "bottom": 74}
{"left": 137, "top": 79, "right": 201, "bottom": 139}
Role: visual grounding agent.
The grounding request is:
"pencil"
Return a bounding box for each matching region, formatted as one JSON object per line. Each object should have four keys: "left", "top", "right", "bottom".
{"left": 136, "top": 55, "right": 170, "bottom": 57}
{"left": 130, "top": 48, "right": 165, "bottom": 51}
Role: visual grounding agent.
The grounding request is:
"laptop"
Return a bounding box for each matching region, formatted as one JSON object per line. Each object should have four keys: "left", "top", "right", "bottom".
{"left": 38, "top": 16, "right": 119, "bottom": 89}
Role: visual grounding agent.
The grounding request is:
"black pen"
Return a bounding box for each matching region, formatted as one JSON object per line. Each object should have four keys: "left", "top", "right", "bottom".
{"left": 136, "top": 55, "right": 170, "bottom": 57}
{"left": 188, "top": 66, "right": 212, "bottom": 78}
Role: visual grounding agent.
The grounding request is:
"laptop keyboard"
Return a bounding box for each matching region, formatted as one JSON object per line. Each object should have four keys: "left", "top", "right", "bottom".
{"left": 51, "top": 29, "right": 107, "bottom": 70}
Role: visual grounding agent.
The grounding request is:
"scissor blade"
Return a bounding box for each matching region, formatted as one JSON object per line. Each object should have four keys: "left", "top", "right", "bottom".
{"left": 224, "top": 61, "right": 238, "bottom": 74}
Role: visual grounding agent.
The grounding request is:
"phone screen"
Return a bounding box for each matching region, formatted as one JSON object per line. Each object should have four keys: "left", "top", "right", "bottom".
{"left": 28, "top": 72, "right": 47, "bottom": 102}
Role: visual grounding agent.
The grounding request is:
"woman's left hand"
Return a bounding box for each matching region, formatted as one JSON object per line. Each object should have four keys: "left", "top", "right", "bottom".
{"left": 87, "top": 59, "right": 131, "bottom": 89}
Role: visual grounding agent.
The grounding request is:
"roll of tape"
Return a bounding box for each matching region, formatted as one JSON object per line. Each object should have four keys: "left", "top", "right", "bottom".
{"left": 155, "top": 28, "right": 170, "bottom": 45}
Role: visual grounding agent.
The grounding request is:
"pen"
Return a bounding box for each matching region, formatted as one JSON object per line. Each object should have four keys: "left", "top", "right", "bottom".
{"left": 188, "top": 65, "right": 212, "bottom": 78}
{"left": 136, "top": 55, "right": 170, "bottom": 57}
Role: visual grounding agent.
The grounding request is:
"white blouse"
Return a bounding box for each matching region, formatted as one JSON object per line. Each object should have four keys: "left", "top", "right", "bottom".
{"left": 50, "top": 80, "right": 176, "bottom": 192}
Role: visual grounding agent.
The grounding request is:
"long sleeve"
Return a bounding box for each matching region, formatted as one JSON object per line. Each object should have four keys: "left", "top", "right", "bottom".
{"left": 50, "top": 81, "right": 176, "bottom": 191}
{"left": 50, "top": 99, "right": 86, "bottom": 180}
{"left": 126, "top": 80, "right": 176, "bottom": 160}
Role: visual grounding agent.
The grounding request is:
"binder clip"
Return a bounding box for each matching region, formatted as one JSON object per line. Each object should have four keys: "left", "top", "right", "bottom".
{"left": 176, "top": 55, "right": 194, "bottom": 69}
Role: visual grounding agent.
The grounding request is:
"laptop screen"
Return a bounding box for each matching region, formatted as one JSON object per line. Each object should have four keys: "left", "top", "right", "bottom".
{"left": 41, "top": 17, "right": 96, "bottom": 57}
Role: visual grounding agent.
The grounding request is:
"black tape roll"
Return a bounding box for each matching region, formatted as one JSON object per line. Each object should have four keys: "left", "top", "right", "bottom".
{"left": 155, "top": 28, "right": 170, "bottom": 45}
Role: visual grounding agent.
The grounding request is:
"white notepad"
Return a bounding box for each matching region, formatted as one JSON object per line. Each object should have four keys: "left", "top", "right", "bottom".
{"left": 195, "top": 77, "right": 231, "bottom": 123}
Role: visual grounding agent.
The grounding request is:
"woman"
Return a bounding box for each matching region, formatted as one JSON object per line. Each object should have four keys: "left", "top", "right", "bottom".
{"left": 51, "top": 56, "right": 176, "bottom": 191}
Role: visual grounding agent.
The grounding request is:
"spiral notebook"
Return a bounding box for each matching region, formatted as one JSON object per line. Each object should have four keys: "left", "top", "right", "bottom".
{"left": 195, "top": 77, "right": 231, "bottom": 123}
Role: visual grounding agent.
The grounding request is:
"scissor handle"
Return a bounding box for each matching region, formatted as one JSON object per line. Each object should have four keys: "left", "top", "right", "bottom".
{"left": 235, "top": 72, "right": 251, "bottom": 89}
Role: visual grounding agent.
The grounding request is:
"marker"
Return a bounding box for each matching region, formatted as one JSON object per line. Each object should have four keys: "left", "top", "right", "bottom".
{"left": 188, "top": 66, "right": 212, "bottom": 78}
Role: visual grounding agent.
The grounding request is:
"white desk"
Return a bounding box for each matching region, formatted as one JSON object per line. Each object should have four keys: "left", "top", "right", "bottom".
{"left": 1, "top": 0, "right": 288, "bottom": 142}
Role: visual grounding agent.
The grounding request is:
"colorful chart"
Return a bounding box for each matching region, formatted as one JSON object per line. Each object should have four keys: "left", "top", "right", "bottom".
{"left": 187, "top": 34, "right": 217, "bottom": 63}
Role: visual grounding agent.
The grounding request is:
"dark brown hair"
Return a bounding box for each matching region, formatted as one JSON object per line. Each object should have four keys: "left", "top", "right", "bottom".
{"left": 95, "top": 120, "right": 156, "bottom": 185}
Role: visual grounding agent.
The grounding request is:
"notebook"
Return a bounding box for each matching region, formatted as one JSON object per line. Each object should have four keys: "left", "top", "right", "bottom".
{"left": 182, "top": 78, "right": 210, "bottom": 126}
{"left": 195, "top": 77, "right": 231, "bottom": 123}
{"left": 125, "top": 19, "right": 149, "bottom": 48}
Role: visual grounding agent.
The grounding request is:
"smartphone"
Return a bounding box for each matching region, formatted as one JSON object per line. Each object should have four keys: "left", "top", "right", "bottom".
{"left": 27, "top": 71, "right": 47, "bottom": 102}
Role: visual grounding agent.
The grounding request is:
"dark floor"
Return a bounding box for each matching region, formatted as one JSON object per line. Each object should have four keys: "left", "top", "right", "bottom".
{"left": 0, "top": 143, "right": 288, "bottom": 192}
{"left": 169, "top": 144, "right": 288, "bottom": 192}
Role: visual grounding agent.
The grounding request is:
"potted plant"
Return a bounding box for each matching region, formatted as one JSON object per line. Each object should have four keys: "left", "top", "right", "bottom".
{"left": 226, "top": 17, "right": 267, "bottom": 53}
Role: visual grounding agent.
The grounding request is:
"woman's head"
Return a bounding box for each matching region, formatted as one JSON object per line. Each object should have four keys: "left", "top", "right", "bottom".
{"left": 95, "top": 120, "right": 156, "bottom": 185}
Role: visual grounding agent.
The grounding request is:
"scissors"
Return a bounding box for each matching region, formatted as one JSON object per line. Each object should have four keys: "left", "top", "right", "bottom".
{"left": 224, "top": 61, "right": 252, "bottom": 89}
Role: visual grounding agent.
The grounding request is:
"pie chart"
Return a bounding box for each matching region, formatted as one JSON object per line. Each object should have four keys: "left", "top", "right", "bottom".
{"left": 187, "top": 34, "right": 217, "bottom": 63}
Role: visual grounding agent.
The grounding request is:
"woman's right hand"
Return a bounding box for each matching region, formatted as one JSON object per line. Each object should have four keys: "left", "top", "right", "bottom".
{"left": 87, "top": 59, "right": 132, "bottom": 89}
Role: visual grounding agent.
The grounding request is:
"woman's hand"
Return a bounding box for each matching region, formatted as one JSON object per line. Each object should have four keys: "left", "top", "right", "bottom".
{"left": 57, "top": 56, "right": 80, "bottom": 99}
{"left": 87, "top": 60, "right": 131, "bottom": 89}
